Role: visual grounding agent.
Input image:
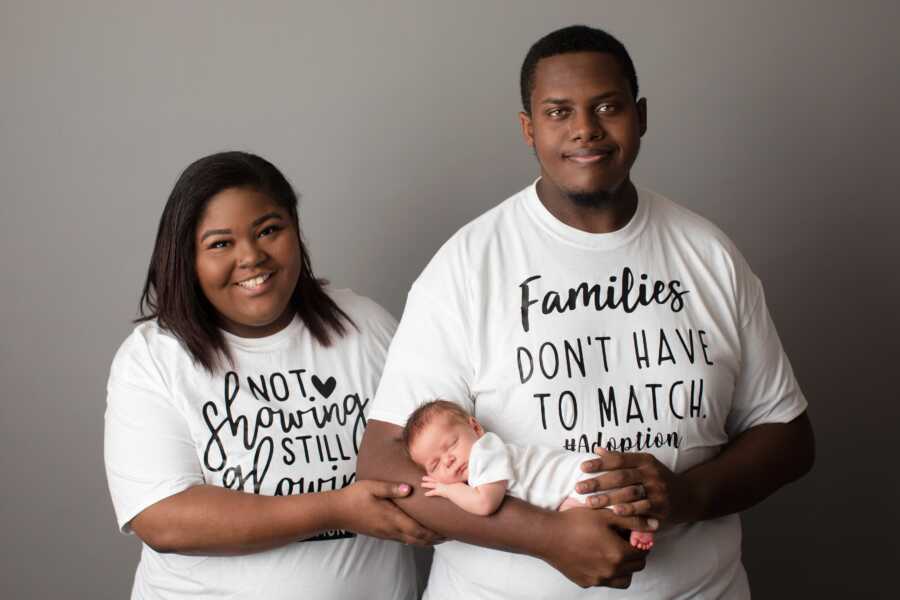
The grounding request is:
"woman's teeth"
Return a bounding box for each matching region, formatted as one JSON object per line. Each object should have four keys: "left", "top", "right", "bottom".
{"left": 237, "top": 273, "right": 272, "bottom": 289}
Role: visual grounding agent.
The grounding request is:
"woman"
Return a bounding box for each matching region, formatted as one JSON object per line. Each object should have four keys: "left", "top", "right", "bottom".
{"left": 104, "top": 151, "right": 435, "bottom": 599}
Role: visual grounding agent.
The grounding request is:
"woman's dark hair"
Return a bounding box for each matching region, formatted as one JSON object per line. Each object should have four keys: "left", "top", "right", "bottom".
{"left": 137, "top": 151, "right": 354, "bottom": 372}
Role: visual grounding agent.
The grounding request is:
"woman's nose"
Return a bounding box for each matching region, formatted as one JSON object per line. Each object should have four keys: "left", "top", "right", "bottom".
{"left": 237, "top": 240, "right": 267, "bottom": 268}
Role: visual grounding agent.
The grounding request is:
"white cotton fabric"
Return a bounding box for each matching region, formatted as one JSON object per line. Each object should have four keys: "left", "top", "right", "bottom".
{"left": 467, "top": 432, "right": 596, "bottom": 509}
{"left": 105, "top": 288, "right": 415, "bottom": 600}
{"left": 370, "top": 181, "right": 807, "bottom": 600}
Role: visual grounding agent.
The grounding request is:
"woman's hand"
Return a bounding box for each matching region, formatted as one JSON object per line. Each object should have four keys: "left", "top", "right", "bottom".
{"left": 332, "top": 480, "right": 443, "bottom": 546}
{"left": 576, "top": 450, "right": 699, "bottom": 525}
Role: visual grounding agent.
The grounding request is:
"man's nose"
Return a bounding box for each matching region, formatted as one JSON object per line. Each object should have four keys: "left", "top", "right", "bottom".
{"left": 570, "top": 109, "right": 605, "bottom": 142}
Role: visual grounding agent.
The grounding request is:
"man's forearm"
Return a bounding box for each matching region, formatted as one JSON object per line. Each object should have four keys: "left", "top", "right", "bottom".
{"left": 683, "top": 411, "right": 815, "bottom": 521}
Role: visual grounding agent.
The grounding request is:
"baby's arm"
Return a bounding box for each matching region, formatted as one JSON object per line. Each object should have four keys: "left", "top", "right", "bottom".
{"left": 421, "top": 476, "right": 508, "bottom": 516}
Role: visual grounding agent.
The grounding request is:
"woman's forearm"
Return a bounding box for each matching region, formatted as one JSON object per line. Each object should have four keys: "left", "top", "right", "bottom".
{"left": 129, "top": 484, "right": 341, "bottom": 555}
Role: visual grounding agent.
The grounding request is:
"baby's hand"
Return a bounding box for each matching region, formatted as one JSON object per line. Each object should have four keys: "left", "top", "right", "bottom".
{"left": 421, "top": 475, "right": 450, "bottom": 498}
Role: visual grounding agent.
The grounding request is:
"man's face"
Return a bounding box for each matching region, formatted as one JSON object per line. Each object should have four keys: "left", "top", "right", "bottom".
{"left": 520, "top": 51, "right": 647, "bottom": 203}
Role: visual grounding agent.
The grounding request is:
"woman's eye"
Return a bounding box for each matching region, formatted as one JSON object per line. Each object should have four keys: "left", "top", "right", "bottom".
{"left": 208, "top": 240, "right": 230, "bottom": 249}
{"left": 259, "top": 225, "right": 281, "bottom": 237}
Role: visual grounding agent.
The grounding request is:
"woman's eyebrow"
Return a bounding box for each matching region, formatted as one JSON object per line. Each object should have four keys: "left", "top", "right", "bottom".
{"left": 199, "top": 213, "right": 284, "bottom": 242}
{"left": 252, "top": 212, "right": 284, "bottom": 227}
{"left": 200, "top": 228, "right": 231, "bottom": 242}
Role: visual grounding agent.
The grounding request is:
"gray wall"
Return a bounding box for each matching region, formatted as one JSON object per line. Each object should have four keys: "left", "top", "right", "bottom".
{"left": 2, "top": 0, "right": 898, "bottom": 597}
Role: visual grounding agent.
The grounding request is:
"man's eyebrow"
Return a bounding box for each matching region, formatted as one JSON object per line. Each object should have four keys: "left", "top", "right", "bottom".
{"left": 200, "top": 228, "right": 230, "bottom": 242}
{"left": 540, "top": 91, "right": 622, "bottom": 105}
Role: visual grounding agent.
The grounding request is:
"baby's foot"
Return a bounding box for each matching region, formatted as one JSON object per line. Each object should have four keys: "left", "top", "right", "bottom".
{"left": 630, "top": 531, "right": 654, "bottom": 551}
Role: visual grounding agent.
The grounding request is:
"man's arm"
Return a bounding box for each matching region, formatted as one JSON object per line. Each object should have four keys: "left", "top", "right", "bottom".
{"left": 576, "top": 411, "right": 815, "bottom": 523}
{"left": 357, "top": 420, "right": 657, "bottom": 589}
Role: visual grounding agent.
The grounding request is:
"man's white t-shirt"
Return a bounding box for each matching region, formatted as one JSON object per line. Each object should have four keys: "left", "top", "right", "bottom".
{"left": 370, "top": 182, "right": 807, "bottom": 600}
{"left": 468, "top": 431, "right": 596, "bottom": 509}
{"left": 105, "top": 289, "right": 415, "bottom": 600}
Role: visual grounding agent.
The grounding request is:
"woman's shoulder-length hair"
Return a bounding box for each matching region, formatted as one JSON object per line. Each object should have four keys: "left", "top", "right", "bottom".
{"left": 137, "top": 151, "right": 355, "bottom": 372}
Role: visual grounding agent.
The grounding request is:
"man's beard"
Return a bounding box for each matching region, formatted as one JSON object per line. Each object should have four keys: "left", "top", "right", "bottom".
{"left": 565, "top": 189, "right": 614, "bottom": 207}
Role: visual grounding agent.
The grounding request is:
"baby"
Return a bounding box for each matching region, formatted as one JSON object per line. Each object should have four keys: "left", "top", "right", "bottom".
{"left": 403, "top": 400, "right": 654, "bottom": 550}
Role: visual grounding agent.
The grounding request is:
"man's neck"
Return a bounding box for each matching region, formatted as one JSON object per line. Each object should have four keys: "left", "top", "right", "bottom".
{"left": 535, "top": 176, "right": 638, "bottom": 234}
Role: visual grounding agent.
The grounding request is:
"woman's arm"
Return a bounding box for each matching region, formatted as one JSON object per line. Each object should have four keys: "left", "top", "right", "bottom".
{"left": 129, "top": 480, "right": 439, "bottom": 555}
{"left": 357, "top": 420, "right": 656, "bottom": 589}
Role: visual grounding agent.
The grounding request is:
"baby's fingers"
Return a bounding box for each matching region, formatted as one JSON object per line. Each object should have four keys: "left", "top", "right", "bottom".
{"left": 420, "top": 481, "right": 438, "bottom": 489}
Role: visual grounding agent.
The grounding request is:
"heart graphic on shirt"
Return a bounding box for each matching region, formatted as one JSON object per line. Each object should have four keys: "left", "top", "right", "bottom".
{"left": 311, "top": 375, "right": 337, "bottom": 398}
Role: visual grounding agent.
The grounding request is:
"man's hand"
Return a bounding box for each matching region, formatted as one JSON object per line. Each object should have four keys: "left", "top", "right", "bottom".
{"left": 539, "top": 508, "right": 653, "bottom": 588}
{"left": 576, "top": 451, "right": 699, "bottom": 525}
{"left": 574, "top": 414, "right": 815, "bottom": 526}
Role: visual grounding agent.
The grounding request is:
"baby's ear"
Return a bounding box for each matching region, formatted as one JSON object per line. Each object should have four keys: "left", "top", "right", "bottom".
{"left": 469, "top": 416, "right": 484, "bottom": 435}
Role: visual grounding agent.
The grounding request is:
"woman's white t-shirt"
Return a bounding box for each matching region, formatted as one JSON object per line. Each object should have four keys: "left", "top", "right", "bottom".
{"left": 105, "top": 288, "right": 415, "bottom": 600}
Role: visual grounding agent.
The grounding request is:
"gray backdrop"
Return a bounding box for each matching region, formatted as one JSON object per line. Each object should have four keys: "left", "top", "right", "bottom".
{"left": 2, "top": 0, "right": 898, "bottom": 597}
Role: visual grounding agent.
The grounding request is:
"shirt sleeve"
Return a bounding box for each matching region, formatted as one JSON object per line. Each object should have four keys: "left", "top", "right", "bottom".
{"left": 368, "top": 279, "right": 475, "bottom": 426}
{"left": 104, "top": 331, "right": 204, "bottom": 533}
{"left": 467, "top": 433, "right": 514, "bottom": 487}
{"left": 726, "top": 265, "right": 808, "bottom": 436}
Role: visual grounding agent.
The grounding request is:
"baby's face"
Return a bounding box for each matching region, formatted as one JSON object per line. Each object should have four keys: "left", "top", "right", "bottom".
{"left": 409, "top": 414, "right": 483, "bottom": 484}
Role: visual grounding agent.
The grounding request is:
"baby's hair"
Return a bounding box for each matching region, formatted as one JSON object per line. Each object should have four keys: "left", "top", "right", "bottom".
{"left": 402, "top": 399, "right": 472, "bottom": 450}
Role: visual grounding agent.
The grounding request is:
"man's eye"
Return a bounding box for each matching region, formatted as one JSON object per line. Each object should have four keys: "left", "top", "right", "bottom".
{"left": 547, "top": 108, "right": 568, "bottom": 118}
{"left": 597, "top": 103, "right": 617, "bottom": 114}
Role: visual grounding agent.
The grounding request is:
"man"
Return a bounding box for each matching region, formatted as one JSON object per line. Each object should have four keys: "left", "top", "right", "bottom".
{"left": 359, "top": 25, "right": 814, "bottom": 598}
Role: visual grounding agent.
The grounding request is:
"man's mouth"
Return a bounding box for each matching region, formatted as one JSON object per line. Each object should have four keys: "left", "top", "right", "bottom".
{"left": 564, "top": 146, "right": 615, "bottom": 164}
{"left": 235, "top": 272, "right": 274, "bottom": 290}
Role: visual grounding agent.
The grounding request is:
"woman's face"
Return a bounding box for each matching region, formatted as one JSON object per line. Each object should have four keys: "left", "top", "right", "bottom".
{"left": 194, "top": 186, "right": 303, "bottom": 338}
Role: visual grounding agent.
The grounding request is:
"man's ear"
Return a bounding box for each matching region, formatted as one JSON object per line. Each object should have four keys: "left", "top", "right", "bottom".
{"left": 637, "top": 97, "right": 648, "bottom": 137}
{"left": 519, "top": 111, "right": 535, "bottom": 147}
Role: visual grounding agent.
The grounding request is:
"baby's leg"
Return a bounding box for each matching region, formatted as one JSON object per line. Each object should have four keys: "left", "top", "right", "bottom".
{"left": 559, "top": 495, "right": 655, "bottom": 550}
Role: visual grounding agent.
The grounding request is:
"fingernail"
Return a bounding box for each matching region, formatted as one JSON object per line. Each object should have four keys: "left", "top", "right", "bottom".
{"left": 648, "top": 518, "right": 659, "bottom": 530}
{"left": 399, "top": 484, "right": 410, "bottom": 494}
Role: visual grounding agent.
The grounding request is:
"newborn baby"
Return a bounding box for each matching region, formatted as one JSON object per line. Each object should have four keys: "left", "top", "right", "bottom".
{"left": 403, "top": 399, "right": 654, "bottom": 550}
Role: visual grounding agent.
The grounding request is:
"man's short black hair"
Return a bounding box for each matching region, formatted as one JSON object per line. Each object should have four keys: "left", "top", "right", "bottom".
{"left": 520, "top": 25, "right": 639, "bottom": 115}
